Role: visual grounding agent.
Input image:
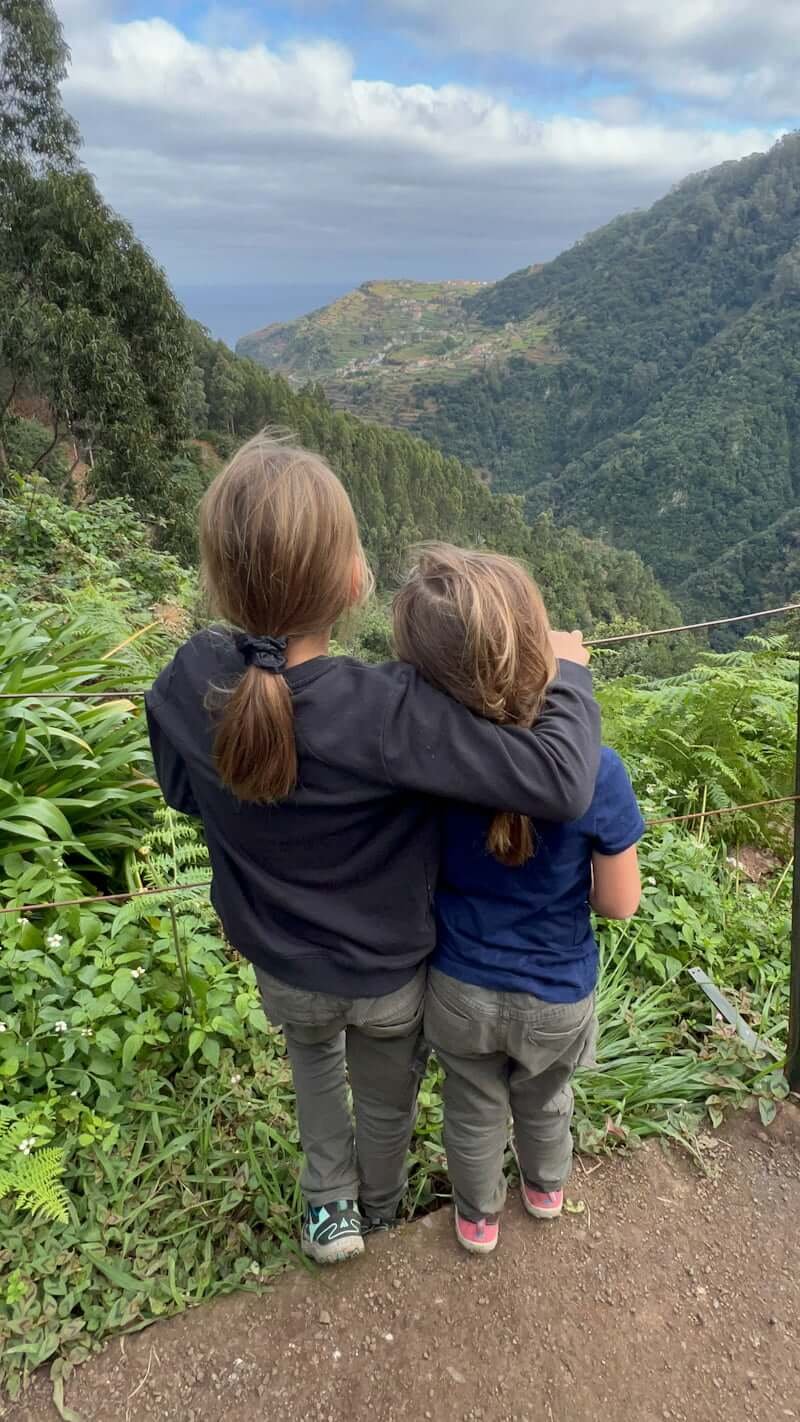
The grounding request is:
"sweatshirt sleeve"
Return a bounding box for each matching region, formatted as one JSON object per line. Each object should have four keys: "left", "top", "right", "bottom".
{"left": 380, "top": 660, "right": 601, "bottom": 821}
{"left": 145, "top": 665, "right": 202, "bottom": 819}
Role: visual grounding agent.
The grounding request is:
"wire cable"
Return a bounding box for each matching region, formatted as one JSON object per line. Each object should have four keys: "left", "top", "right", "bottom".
{"left": 0, "top": 599, "right": 798, "bottom": 699}
{"left": 1, "top": 795, "right": 795, "bottom": 915}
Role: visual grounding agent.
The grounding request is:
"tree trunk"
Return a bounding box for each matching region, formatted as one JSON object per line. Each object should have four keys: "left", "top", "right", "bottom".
{"left": 0, "top": 379, "right": 18, "bottom": 426}
{"left": 27, "top": 422, "right": 60, "bottom": 476}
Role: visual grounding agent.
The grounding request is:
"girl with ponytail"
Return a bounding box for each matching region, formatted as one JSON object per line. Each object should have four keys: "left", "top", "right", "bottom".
{"left": 147, "top": 434, "right": 600, "bottom": 1264}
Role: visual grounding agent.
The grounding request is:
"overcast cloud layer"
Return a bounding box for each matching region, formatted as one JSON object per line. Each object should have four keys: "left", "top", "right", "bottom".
{"left": 390, "top": 0, "right": 800, "bottom": 116}
{"left": 56, "top": 0, "right": 790, "bottom": 337}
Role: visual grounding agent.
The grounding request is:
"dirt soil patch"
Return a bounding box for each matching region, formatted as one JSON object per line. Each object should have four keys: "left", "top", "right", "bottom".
{"left": 5, "top": 1107, "right": 799, "bottom": 1422}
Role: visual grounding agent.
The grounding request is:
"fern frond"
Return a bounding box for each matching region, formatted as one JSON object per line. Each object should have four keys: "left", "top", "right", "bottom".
{"left": 12, "top": 1148, "right": 69, "bottom": 1224}
{"left": 0, "top": 1113, "right": 33, "bottom": 1157}
{"left": 140, "top": 807, "right": 213, "bottom": 920}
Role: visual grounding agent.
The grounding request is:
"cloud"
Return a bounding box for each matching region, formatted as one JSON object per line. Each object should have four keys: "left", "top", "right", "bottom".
{"left": 389, "top": 0, "right": 800, "bottom": 117}
{"left": 59, "top": 10, "right": 780, "bottom": 309}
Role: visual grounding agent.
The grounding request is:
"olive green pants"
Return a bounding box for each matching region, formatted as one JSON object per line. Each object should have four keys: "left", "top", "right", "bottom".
{"left": 256, "top": 966, "right": 426, "bottom": 1218}
{"left": 425, "top": 968, "right": 597, "bottom": 1220}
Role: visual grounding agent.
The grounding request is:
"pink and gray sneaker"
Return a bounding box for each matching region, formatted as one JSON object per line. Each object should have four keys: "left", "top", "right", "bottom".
{"left": 521, "top": 1183, "right": 563, "bottom": 1219}
{"left": 454, "top": 1207, "right": 499, "bottom": 1254}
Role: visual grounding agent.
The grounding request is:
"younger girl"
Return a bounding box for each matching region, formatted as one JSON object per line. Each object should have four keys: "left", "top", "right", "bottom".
{"left": 146, "top": 435, "right": 600, "bottom": 1265}
{"left": 393, "top": 543, "right": 644, "bottom": 1254}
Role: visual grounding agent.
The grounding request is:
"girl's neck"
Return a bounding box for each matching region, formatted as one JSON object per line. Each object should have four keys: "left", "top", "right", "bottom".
{"left": 286, "top": 631, "right": 332, "bottom": 668}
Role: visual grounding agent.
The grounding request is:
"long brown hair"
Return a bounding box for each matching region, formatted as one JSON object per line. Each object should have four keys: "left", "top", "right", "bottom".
{"left": 200, "top": 432, "right": 369, "bottom": 802}
{"left": 392, "top": 543, "right": 556, "bottom": 866}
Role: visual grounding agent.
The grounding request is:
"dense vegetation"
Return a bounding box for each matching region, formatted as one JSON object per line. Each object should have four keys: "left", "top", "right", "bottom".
{"left": 413, "top": 134, "right": 800, "bottom": 613}
{"left": 185, "top": 328, "right": 676, "bottom": 629}
{"left": 236, "top": 277, "right": 552, "bottom": 428}
{"left": 0, "top": 1, "right": 795, "bottom": 1404}
{"left": 0, "top": 570, "right": 792, "bottom": 1395}
{"left": 246, "top": 135, "right": 800, "bottom": 620}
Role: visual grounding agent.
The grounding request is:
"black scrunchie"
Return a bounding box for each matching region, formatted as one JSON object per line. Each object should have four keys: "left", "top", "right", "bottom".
{"left": 236, "top": 633, "right": 288, "bottom": 674}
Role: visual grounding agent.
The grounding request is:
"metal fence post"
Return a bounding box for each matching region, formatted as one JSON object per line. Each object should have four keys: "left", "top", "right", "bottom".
{"left": 788, "top": 662, "right": 800, "bottom": 1090}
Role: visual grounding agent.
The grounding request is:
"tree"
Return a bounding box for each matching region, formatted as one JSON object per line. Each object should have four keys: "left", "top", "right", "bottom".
{"left": 0, "top": 2, "right": 193, "bottom": 491}
{"left": 1, "top": 164, "right": 193, "bottom": 492}
{"left": 0, "top": 0, "right": 78, "bottom": 169}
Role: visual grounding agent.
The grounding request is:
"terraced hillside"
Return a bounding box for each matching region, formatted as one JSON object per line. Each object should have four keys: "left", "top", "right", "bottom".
{"left": 236, "top": 278, "right": 555, "bottom": 426}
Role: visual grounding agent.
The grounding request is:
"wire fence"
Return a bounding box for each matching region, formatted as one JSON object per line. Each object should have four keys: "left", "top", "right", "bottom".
{"left": 586, "top": 600, "right": 800, "bottom": 646}
{"left": 0, "top": 597, "right": 798, "bottom": 702}
{"left": 0, "top": 792, "right": 797, "bottom": 917}
{"left": 0, "top": 596, "right": 798, "bottom": 920}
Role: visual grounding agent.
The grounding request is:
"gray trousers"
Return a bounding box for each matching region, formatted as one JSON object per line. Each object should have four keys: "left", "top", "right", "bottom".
{"left": 425, "top": 968, "right": 597, "bottom": 1220}
{"left": 256, "top": 966, "right": 426, "bottom": 1217}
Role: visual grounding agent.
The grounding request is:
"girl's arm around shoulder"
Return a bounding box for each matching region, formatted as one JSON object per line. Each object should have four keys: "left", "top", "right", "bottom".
{"left": 379, "top": 657, "right": 601, "bottom": 821}
{"left": 588, "top": 747, "right": 646, "bottom": 920}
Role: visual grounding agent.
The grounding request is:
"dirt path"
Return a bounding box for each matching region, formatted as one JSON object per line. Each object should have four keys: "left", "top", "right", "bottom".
{"left": 6, "top": 1108, "right": 800, "bottom": 1422}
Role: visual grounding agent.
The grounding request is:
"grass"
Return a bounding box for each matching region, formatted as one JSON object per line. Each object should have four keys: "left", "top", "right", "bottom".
{"left": 0, "top": 620, "right": 795, "bottom": 1399}
{"left": 3, "top": 863, "right": 790, "bottom": 1399}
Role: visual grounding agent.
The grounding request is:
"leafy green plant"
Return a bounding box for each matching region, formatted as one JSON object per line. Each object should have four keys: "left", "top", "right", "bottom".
{"left": 0, "top": 1109, "right": 68, "bottom": 1224}
{"left": 0, "top": 477, "right": 196, "bottom": 659}
{"left": 600, "top": 636, "right": 797, "bottom": 844}
{"left": 0, "top": 596, "right": 159, "bottom": 869}
{"left": 0, "top": 592, "right": 794, "bottom": 1398}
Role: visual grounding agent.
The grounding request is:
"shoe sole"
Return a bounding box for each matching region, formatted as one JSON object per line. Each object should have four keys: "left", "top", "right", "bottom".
{"left": 521, "top": 1191, "right": 562, "bottom": 1220}
{"left": 301, "top": 1235, "right": 365, "bottom": 1265}
{"left": 454, "top": 1215, "right": 498, "bottom": 1255}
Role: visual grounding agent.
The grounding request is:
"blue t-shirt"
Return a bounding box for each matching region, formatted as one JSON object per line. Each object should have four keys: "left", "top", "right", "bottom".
{"left": 434, "top": 746, "right": 645, "bottom": 1002}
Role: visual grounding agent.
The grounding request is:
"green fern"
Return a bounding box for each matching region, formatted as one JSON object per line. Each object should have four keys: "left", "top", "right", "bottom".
{"left": 141, "top": 806, "right": 213, "bottom": 916}
{"left": 0, "top": 1110, "right": 69, "bottom": 1224}
{"left": 601, "top": 638, "right": 796, "bottom": 847}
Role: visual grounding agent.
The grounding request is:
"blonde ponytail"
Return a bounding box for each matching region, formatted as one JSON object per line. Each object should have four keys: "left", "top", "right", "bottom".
{"left": 214, "top": 666, "right": 297, "bottom": 804}
{"left": 485, "top": 811, "right": 537, "bottom": 868}
{"left": 200, "top": 433, "right": 369, "bottom": 803}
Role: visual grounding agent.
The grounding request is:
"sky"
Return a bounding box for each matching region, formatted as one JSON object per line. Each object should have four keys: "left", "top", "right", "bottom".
{"left": 56, "top": 0, "right": 796, "bottom": 343}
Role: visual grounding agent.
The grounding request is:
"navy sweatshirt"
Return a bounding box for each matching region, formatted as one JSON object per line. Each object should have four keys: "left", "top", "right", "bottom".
{"left": 145, "top": 628, "right": 601, "bottom": 997}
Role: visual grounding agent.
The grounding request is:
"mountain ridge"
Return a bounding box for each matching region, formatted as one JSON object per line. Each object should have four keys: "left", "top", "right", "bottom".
{"left": 238, "top": 132, "right": 800, "bottom": 617}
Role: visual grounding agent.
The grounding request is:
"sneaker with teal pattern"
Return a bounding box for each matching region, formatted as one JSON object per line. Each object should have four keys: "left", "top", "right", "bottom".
{"left": 302, "top": 1199, "right": 365, "bottom": 1264}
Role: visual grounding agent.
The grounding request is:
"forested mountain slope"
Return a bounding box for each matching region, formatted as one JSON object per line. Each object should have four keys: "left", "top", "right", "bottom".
{"left": 0, "top": 2, "right": 676, "bottom": 643}
{"left": 191, "top": 331, "right": 677, "bottom": 630}
{"left": 415, "top": 133, "right": 800, "bottom": 609}
{"left": 242, "top": 135, "right": 800, "bottom": 617}
{"left": 237, "top": 278, "right": 553, "bottom": 428}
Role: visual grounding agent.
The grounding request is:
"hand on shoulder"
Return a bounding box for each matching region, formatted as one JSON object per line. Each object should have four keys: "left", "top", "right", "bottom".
{"left": 549, "top": 629, "right": 590, "bottom": 667}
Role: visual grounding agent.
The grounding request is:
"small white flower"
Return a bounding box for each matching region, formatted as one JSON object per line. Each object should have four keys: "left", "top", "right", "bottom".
{"left": 54, "top": 1020, "right": 68, "bottom": 1033}
{"left": 130, "top": 966, "right": 145, "bottom": 980}
{"left": 46, "top": 933, "right": 64, "bottom": 949}
{"left": 81, "top": 1027, "right": 93, "bottom": 1038}
{"left": 18, "top": 1137, "right": 37, "bottom": 1155}
{"left": 0, "top": 1022, "right": 7, "bottom": 1033}
{"left": 70, "top": 1089, "right": 79, "bottom": 1097}
{"left": 645, "top": 876, "right": 657, "bottom": 886}
{"left": 230, "top": 1073, "right": 242, "bottom": 1086}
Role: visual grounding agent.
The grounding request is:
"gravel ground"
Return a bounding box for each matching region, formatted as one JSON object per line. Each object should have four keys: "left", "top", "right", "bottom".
{"left": 4, "top": 1106, "right": 799, "bottom": 1422}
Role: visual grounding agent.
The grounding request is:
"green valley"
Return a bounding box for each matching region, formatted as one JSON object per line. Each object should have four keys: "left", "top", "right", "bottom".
{"left": 237, "top": 277, "right": 554, "bottom": 429}
{"left": 240, "top": 134, "right": 800, "bottom": 620}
